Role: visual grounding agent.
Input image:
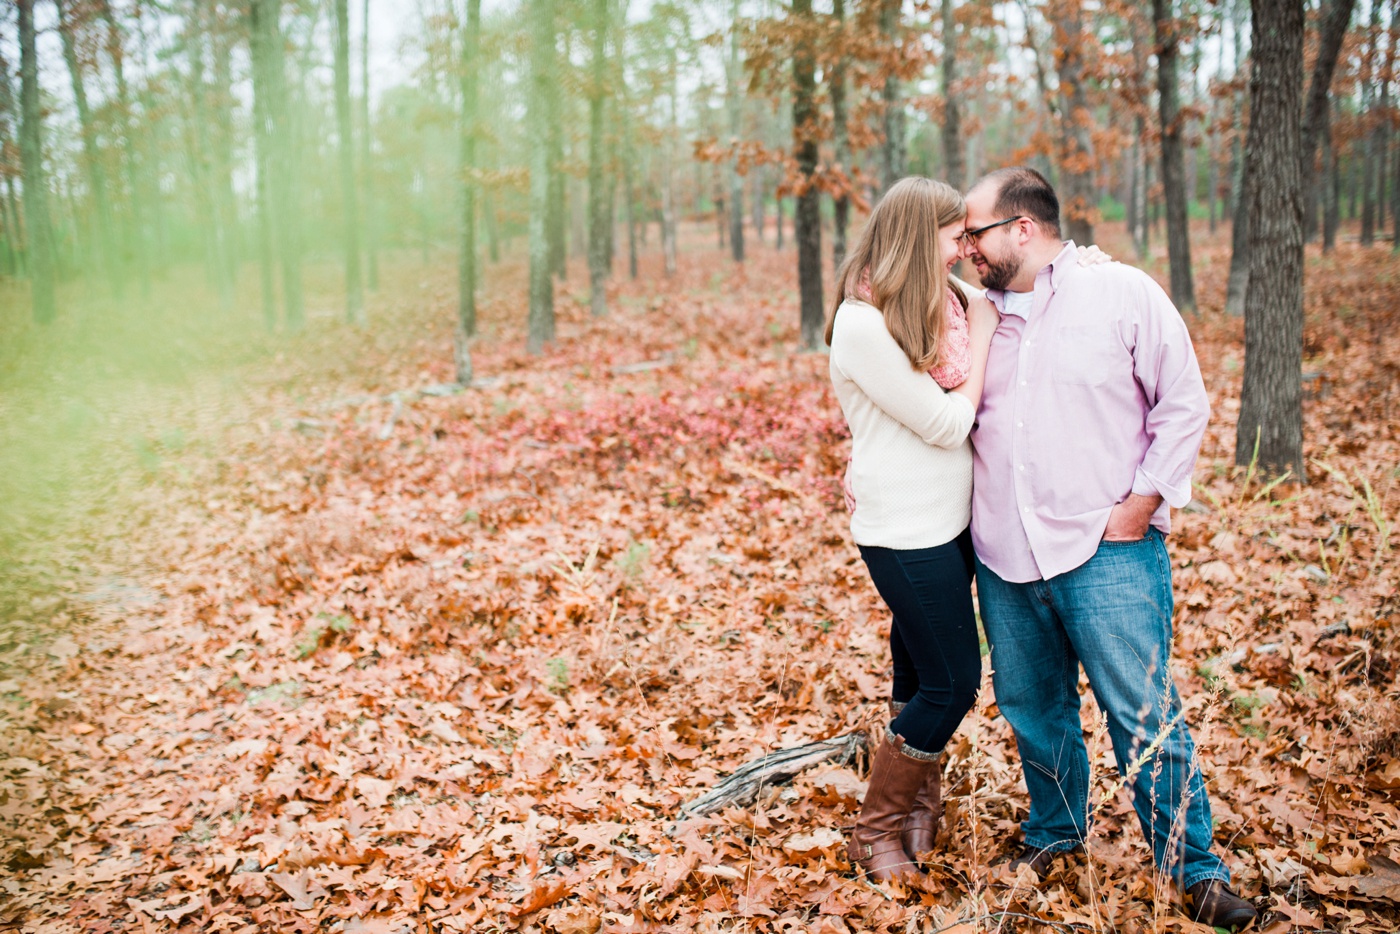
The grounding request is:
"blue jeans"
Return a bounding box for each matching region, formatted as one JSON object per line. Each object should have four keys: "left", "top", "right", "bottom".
{"left": 975, "top": 529, "right": 1229, "bottom": 889}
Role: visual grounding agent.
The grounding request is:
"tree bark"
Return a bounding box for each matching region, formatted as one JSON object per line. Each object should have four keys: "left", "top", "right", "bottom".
{"left": 661, "top": 48, "right": 678, "bottom": 278}
{"left": 726, "top": 0, "right": 745, "bottom": 263}
{"left": 335, "top": 0, "right": 364, "bottom": 323}
{"left": 1048, "top": 0, "right": 1095, "bottom": 245}
{"left": 831, "top": 0, "right": 850, "bottom": 272}
{"left": 18, "top": 0, "right": 56, "bottom": 324}
{"left": 456, "top": 0, "right": 481, "bottom": 384}
{"left": 0, "top": 45, "right": 25, "bottom": 278}
{"left": 1236, "top": 0, "right": 1304, "bottom": 479}
{"left": 1362, "top": 0, "right": 1381, "bottom": 246}
{"left": 55, "top": 0, "right": 120, "bottom": 297}
{"left": 361, "top": 0, "right": 378, "bottom": 289}
{"left": 793, "top": 0, "right": 824, "bottom": 351}
{"left": 878, "top": 0, "right": 905, "bottom": 194}
{"left": 251, "top": 0, "right": 303, "bottom": 329}
{"left": 587, "top": 0, "right": 609, "bottom": 314}
{"left": 1323, "top": 100, "right": 1340, "bottom": 251}
{"left": 528, "top": 0, "right": 556, "bottom": 353}
{"left": 1153, "top": 0, "right": 1195, "bottom": 312}
{"left": 1301, "top": 0, "right": 1355, "bottom": 242}
{"left": 1225, "top": 0, "right": 1250, "bottom": 317}
{"left": 941, "top": 0, "right": 963, "bottom": 191}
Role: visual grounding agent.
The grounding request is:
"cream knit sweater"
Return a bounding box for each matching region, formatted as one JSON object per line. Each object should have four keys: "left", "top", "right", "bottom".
{"left": 829, "top": 299, "right": 975, "bottom": 550}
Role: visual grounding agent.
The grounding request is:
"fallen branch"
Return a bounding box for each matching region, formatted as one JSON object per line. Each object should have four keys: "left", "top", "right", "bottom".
{"left": 680, "top": 730, "right": 867, "bottom": 818}
{"left": 611, "top": 353, "right": 676, "bottom": 375}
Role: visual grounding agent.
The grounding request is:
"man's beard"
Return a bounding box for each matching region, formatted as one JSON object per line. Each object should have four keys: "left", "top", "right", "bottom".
{"left": 977, "top": 251, "right": 1023, "bottom": 291}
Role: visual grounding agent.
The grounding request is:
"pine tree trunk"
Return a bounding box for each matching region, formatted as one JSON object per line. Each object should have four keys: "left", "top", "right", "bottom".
{"left": 1362, "top": 0, "right": 1381, "bottom": 246}
{"left": 335, "top": 0, "right": 364, "bottom": 323}
{"left": 1236, "top": 0, "right": 1304, "bottom": 478}
{"left": 18, "top": 0, "right": 56, "bottom": 324}
{"left": 1324, "top": 103, "right": 1340, "bottom": 251}
{"left": 793, "top": 0, "right": 824, "bottom": 350}
{"left": 587, "top": 0, "right": 609, "bottom": 315}
{"left": 527, "top": 0, "right": 556, "bottom": 353}
{"left": 1153, "top": 0, "right": 1194, "bottom": 311}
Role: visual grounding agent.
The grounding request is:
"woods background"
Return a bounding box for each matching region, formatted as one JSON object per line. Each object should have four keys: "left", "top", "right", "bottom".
{"left": 0, "top": 0, "right": 1398, "bottom": 932}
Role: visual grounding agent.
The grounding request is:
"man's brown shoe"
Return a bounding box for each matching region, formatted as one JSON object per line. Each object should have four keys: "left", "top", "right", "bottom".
{"left": 1006, "top": 843, "right": 1084, "bottom": 880}
{"left": 1185, "top": 880, "right": 1257, "bottom": 930}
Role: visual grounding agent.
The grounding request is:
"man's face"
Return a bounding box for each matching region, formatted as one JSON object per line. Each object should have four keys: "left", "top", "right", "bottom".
{"left": 963, "top": 186, "right": 1024, "bottom": 291}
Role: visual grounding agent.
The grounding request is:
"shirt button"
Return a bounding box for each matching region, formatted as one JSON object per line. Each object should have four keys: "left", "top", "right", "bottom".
{"left": 1022, "top": 506, "right": 1030, "bottom": 513}
{"left": 1018, "top": 464, "right": 1025, "bottom": 471}
{"left": 1017, "top": 421, "right": 1024, "bottom": 428}
{"left": 1020, "top": 380, "right": 1027, "bottom": 386}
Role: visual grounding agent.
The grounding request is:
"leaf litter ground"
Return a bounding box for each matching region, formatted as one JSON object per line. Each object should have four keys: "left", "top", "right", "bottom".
{"left": 0, "top": 224, "right": 1397, "bottom": 933}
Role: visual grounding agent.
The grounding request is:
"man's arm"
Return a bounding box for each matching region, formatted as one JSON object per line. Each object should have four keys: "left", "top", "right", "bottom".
{"left": 1107, "top": 275, "right": 1211, "bottom": 539}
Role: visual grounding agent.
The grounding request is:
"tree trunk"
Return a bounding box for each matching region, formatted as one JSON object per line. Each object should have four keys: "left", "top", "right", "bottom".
{"left": 1236, "top": 0, "right": 1304, "bottom": 479}
{"left": 334, "top": 0, "right": 364, "bottom": 323}
{"left": 1362, "top": 0, "right": 1381, "bottom": 246}
{"left": 547, "top": 38, "right": 566, "bottom": 281}
{"left": 97, "top": 0, "right": 149, "bottom": 295}
{"left": 250, "top": 0, "right": 277, "bottom": 329}
{"left": 0, "top": 45, "right": 25, "bottom": 278}
{"left": 832, "top": 0, "right": 850, "bottom": 272}
{"left": 587, "top": 0, "right": 609, "bottom": 314}
{"left": 793, "top": 0, "right": 824, "bottom": 351}
{"left": 252, "top": 0, "right": 303, "bottom": 329}
{"left": 879, "top": 0, "right": 905, "bottom": 194}
{"left": 1225, "top": 0, "right": 1249, "bottom": 317}
{"left": 726, "top": 0, "right": 745, "bottom": 263}
{"left": 1051, "top": 0, "right": 1096, "bottom": 246}
{"left": 527, "top": 0, "right": 556, "bottom": 354}
{"left": 457, "top": 0, "right": 481, "bottom": 382}
{"left": 661, "top": 53, "right": 678, "bottom": 278}
{"left": 1153, "top": 0, "right": 1195, "bottom": 312}
{"left": 1323, "top": 100, "right": 1340, "bottom": 251}
{"left": 18, "top": 0, "right": 56, "bottom": 324}
{"left": 361, "top": 0, "right": 378, "bottom": 289}
{"left": 941, "top": 0, "right": 963, "bottom": 191}
{"left": 55, "top": 0, "right": 120, "bottom": 297}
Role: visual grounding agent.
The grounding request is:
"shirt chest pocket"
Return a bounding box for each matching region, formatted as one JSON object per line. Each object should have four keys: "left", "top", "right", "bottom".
{"left": 1051, "top": 325, "right": 1123, "bottom": 386}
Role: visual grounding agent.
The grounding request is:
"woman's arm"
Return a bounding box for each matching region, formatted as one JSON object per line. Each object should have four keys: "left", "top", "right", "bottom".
{"left": 948, "top": 295, "right": 998, "bottom": 409}
{"left": 832, "top": 303, "right": 976, "bottom": 449}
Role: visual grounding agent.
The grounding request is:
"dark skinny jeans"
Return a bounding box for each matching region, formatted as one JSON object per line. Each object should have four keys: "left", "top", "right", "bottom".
{"left": 858, "top": 528, "right": 981, "bottom": 755}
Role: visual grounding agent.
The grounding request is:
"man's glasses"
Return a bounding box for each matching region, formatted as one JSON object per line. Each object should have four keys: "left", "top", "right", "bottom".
{"left": 959, "top": 216, "right": 1024, "bottom": 248}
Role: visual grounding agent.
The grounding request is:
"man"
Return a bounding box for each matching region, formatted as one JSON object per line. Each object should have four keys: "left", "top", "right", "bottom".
{"left": 961, "top": 167, "right": 1256, "bottom": 930}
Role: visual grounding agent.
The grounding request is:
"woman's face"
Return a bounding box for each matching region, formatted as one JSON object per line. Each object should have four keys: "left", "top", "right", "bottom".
{"left": 938, "top": 221, "right": 967, "bottom": 271}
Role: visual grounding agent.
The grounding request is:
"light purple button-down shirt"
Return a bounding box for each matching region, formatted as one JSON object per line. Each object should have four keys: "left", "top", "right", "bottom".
{"left": 970, "top": 241, "right": 1210, "bottom": 583}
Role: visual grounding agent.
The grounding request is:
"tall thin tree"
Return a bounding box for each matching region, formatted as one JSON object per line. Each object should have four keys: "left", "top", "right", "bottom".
{"left": 587, "top": 0, "right": 610, "bottom": 314}
{"left": 528, "top": 0, "right": 557, "bottom": 353}
{"left": 726, "top": 0, "right": 745, "bottom": 262}
{"left": 1236, "top": 0, "right": 1305, "bottom": 477}
{"left": 335, "top": 0, "right": 364, "bottom": 323}
{"left": 361, "top": 0, "right": 378, "bottom": 289}
{"left": 17, "top": 0, "right": 56, "bottom": 324}
{"left": 831, "top": 0, "right": 850, "bottom": 271}
{"left": 1153, "top": 0, "right": 1195, "bottom": 311}
{"left": 793, "top": 0, "right": 823, "bottom": 349}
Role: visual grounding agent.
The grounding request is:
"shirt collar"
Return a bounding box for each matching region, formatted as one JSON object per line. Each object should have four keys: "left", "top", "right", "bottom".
{"left": 985, "top": 240, "right": 1077, "bottom": 317}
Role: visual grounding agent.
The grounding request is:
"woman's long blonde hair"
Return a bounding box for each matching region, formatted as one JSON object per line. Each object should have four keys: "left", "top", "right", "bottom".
{"left": 824, "top": 176, "right": 967, "bottom": 371}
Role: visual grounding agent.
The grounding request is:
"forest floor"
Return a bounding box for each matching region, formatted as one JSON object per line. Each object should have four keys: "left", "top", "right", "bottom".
{"left": 0, "top": 221, "right": 1397, "bottom": 934}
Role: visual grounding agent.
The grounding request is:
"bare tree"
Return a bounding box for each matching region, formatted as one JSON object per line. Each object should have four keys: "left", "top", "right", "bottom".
{"left": 587, "top": 0, "right": 610, "bottom": 313}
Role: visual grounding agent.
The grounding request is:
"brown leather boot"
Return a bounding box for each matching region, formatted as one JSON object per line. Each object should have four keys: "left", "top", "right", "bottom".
{"left": 889, "top": 701, "right": 943, "bottom": 862}
{"left": 847, "top": 730, "right": 941, "bottom": 882}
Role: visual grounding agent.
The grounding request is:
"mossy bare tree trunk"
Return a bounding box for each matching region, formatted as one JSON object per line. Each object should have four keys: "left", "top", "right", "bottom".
{"left": 55, "top": 0, "right": 120, "bottom": 297}
{"left": 587, "top": 0, "right": 609, "bottom": 315}
{"left": 527, "top": 0, "right": 556, "bottom": 354}
{"left": 793, "top": 0, "right": 823, "bottom": 351}
{"left": 335, "top": 0, "right": 364, "bottom": 324}
{"left": 18, "top": 0, "right": 56, "bottom": 324}
{"left": 1153, "top": 0, "right": 1194, "bottom": 312}
{"left": 1236, "top": 0, "right": 1304, "bottom": 479}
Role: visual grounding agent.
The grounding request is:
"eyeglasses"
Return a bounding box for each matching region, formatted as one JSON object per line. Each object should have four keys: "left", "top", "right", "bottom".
{"left": 959, "top": 216, "right": 1024, "bottom": 247}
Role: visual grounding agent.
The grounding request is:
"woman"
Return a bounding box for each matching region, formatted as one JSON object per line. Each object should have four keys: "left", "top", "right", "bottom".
{"left": 826, "top": 179, "right": 1106, "bottom": 882}
{"left": 825, "top": 177, "right": 993, "bottom": 883}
